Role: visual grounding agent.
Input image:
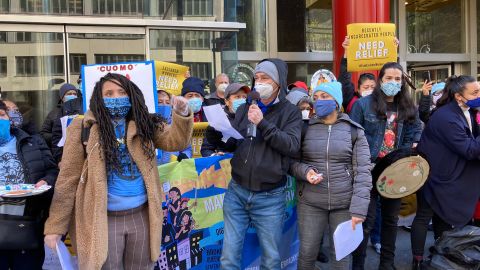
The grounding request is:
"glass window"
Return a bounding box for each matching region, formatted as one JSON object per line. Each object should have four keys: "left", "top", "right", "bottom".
{"left": 149, "top": 29, "right": 237, "bottom": 91}
{"left": 92, "top": 0, "right": 143, "bottom": 16}
{"left": 19, "top": 0, "right": 83, "bottom": 14}
{"left": 0, "top": 57, "right": 6, "bottom": 77}
{"left": 277, "top": 0, "right": 333, "bottom": 52}
{"left": 477, "top": 0, "right": 480, "bottom": 53}
{"left": 0, "top": 0, "right": 8, "bottom": 13}
{"left": 0, "top": 31, "right": 65, "bottom": 131}
{"left": 287, "top": 62, "right": 333, "bottom": 89}
{"left": 406, "top": 0, "right": 465, "bottom": 53}
{"left": 95, "top": 54, "right": 145, "bottom": 64}
{"left": 5, "top": 0, "right": 227, "bottom": 20}
{"left": 67, "top": 32, "right": 146, "bottom": 84}
{"left": 69, "top": 54, "right": 87, "bottom": 75}
{"left": 235, "top": 0, "right": 267, "bottom": 51}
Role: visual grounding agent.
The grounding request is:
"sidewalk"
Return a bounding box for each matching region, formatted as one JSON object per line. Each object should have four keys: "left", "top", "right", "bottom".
{"left": 315, "top": 227, "right": 435, "bottom": 270}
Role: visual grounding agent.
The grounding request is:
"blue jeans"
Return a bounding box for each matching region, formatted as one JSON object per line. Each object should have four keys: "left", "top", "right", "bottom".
{"left": 220, "top": 180, "right": 286, "bottom": 270}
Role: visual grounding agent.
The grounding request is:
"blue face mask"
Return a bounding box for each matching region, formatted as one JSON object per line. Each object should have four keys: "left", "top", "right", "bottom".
{"left": 7, "top": 109, "right": 23, "bottom": 128}
{"left": 103, "top": 97, "right": 131, "bottom": 119}
{"left": 64, "top": 94, "right": 77, "bottom": 103}
{"left": 188, "top": 98, "right": 203, "bottom": 113}
{"left": 157, "top": 104, "right": 172, "bottom": 124}
{"left": 465, "top": 97, "right": 480, "bottom": 108}
{"left": 0, "top": 119, "right": 12, "bottom": 146}
{"left": 314, "top": 99, "right": 337, "bottom": 118}
{"left": 232, "top": 98, "right": 246, "bottom": 113}
{"left": 381, "top": 81, "right": 402, "bottom": 97}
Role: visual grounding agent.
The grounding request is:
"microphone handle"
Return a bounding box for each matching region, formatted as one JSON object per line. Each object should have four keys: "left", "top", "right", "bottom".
{"left": 247, "top": 99, "right": 258, "bottom": 138}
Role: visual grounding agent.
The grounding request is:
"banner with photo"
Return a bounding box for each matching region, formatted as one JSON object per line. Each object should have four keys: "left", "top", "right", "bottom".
{"left": 81, "top": 61, "right": 157, "bottom": 113}
{"left": 346, "top": 23, "right": 397, "bottom": 72}
{"left": 156, "top": 155, "right": 299, "bottom": 270}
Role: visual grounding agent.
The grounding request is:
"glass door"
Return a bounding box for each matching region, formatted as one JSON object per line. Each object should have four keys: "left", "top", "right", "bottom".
{"left": 0, "top": 24, "right": 66, "bottom": 130}
{"left": 408, "top": 64, "right": 451, "bottom": 103}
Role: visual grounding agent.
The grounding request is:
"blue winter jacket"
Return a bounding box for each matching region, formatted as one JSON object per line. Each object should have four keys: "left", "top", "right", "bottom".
{"left": 350, "top": 95, "right": 423, "bottom": 161}
{"left": 417, "top": 101, "right": 480, "bottom": 227}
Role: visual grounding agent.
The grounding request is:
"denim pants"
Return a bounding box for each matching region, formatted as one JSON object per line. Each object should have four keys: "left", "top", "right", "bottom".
{"left": 220, "top": 180, "right": 286, "bottom": 270}
{"left": 352, "top": 189, "right": 401, "bottom": 270}
{"left": 297, "top": 202, "right": 351, "bottom": 270}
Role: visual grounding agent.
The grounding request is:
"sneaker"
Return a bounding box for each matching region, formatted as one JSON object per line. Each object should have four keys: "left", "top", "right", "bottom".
{"left": 373, "top": 243, "right": 381, "bottom": 254}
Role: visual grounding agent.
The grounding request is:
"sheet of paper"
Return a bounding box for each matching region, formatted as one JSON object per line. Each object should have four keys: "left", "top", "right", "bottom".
{"left": 57, "top": 115, "right": 78, "bottom": 147}
{"left": 333, "top": 220, "right": 364, "bottom": 261}
{"left": 203, "top": 104, "right": 243, "bottom": 140}
{"left": 56, "top": 241, "right": 78, "bottom": 270}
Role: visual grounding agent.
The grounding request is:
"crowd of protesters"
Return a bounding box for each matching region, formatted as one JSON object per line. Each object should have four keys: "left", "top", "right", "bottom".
{"left": 0, "top": 35, "right": 479, "bottom": 270}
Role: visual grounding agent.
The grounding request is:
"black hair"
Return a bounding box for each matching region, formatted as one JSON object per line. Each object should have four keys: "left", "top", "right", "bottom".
{"left": 436, "top": 75, "right": 476, "bottom": 108}
{"left": 90, "top": 73, "right": 166, "bottom": 171}
{"left": 371, "top": 62, "right": 417, "bottom": 122}
{"left": 180, "top": 211, "right": 193, "bottom": 227}
{"left": 358, "top": 73, "right": 376, "bottom": 89}
{"left": 0, "top": 100, "right": 7, "bottom": 113}
{"left": 169, "top": 187, "right": 181, "bottom": 197}
{"left": 297, "top": 96, "right": 313, "bottom": 107}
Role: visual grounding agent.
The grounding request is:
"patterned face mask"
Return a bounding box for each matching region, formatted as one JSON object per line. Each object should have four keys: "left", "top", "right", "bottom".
{"left": 381, "top": 81, "right": 402, "bottom": 97}
{"left": 103, "top": 97, "right": 131, "bottom": 119}
{"left": 7, "top": 109, "right": 23, "bottom": 128}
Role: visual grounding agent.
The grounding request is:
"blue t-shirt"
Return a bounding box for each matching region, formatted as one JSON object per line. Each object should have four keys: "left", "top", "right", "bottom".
{"left": 0, "top": 137, "right": 26, "bottom": 216}
{"left": 0, "top": 137, "right": 25, "bottom": 185}
{"left": 107, "top": 119, "right": 147, "bottom": 211}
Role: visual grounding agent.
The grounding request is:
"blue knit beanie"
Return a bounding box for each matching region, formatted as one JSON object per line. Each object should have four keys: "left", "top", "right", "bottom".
{"left": 313, "top": 81, "right": 343, "bottom": 107}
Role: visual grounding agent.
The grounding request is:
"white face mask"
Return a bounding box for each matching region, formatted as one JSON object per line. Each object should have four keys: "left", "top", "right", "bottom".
{"left": 255, "top": 83, "right": 274, "bottom": 99}
{"left": 301, "top": 109, "right": 310, "bottom": 120}
{"left": 217, "top": 83, "right": 228, "bottom": 93}
{"left": 361, "top": 90, "right": 373, "bottom": 97}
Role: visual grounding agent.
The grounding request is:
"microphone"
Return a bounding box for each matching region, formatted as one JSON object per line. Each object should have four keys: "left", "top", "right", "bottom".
{"left": 246, "top": 92, "right": 260, "bottom": 138}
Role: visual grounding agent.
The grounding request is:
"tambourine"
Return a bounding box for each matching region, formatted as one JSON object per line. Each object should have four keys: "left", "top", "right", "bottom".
{"left": 372, "top": 148, "right": 430, "bottom": 199}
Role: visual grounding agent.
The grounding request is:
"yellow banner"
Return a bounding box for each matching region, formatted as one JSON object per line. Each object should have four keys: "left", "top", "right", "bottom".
{"left": 191, "top": 122, "right": 209, "bottom": 158}
{"left": 154, "top": 61, "right": 190, "bottom": 96}
{"left": 346, "top": 23, "right": 397, "bottom": 72}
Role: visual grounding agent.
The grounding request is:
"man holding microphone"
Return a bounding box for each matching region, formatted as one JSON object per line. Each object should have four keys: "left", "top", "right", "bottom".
{"left": 219, "top": 59, "right": 302, "bottom": 270}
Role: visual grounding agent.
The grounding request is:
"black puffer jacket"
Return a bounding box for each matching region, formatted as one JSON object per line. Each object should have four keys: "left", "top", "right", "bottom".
{"left": 230, "top": 58, "right": 302, "bottom": 191}
{"left": 419, "top": 93, "right": 432, "bottom": 124}
{"left": 40, "top": 105, "right": 62, "bottom": 147}
{"left": 0, "top": 128, "right": 58, "bottom": 245}
{"left": 51, "top": 97, "right": 84, "bottom": 162}
{"left": 8, "top": 128, "right": 58, "bottom": 218}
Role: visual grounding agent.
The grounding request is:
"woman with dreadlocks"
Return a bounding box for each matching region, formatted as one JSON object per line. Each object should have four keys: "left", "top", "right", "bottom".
{"left": 43, "top": 73, "right": 193, "bottom": 270}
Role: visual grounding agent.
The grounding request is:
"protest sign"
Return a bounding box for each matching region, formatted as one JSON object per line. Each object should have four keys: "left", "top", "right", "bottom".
{"left": 154, "top": 61, "right": 190, "bottom": 96}
{"left": 191, "top": 122, "right": 209, "bottom": 158}
{"left": 81, "top": 61, "right": 157, "bottom": 113}
{"left": 157, "top": 155, "right": 299, "bottom": 270}
{"left": 347, "top": 23, "right": 397, "bottom": 72}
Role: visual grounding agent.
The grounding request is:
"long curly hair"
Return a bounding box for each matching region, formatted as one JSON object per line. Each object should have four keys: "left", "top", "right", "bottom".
{"left": 89, "top": 73, "right": 165, "bottom": 170}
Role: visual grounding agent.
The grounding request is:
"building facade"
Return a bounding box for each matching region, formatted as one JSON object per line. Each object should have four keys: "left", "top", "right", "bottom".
{"left": 0, "top": 0, "right": 477, "bottom": 128}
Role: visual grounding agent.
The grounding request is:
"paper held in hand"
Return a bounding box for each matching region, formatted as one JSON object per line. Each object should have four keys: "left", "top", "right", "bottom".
{"left": 203, "top": 104, "right": 243, "bottom": 141}
{"left": 333, "top": 220, "right": 364, "bottom": 261}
